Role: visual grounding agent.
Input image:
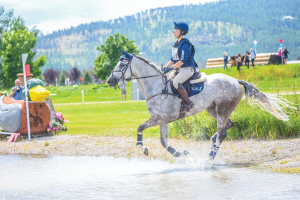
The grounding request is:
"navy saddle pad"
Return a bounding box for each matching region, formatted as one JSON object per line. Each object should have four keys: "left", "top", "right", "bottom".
{"left": 170, "top": 80, "right": 204, "bottom": 98}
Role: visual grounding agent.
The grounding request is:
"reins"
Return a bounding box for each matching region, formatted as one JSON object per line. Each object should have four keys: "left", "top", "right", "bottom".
{"left": 111, "top": 55, "right": 177, "bottom": 102}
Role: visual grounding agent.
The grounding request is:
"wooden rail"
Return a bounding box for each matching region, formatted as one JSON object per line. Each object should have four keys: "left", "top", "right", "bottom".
{"left": 206, "top": 53, "right": 278, "bottom": 69}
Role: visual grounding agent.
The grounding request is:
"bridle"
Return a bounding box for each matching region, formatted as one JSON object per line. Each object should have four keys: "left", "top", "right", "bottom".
{"left": 110, "top": 55, "right": 160, "bottom": 82}
{"left": 110, "top": 55, "right": 177, "bottom": 101}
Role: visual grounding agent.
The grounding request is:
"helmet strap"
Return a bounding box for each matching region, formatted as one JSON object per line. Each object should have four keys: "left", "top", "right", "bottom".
{"left": 177, "top": 30, "right": 184, "bottom": 40}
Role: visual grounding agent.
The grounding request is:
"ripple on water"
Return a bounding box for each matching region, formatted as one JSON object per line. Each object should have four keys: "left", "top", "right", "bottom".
{"left": 0, "top": 155, "right": 299, "bottom": 199}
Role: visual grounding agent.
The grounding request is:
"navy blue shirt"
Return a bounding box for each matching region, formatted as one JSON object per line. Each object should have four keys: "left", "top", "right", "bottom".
{"left": 223, "top": 56, "right": 228, "bottom": 63}
{"left": 11, "top": 86, "right": 24, "bottom": 100}
{"left": 171, "top": 38, "right": 195, "bottom": 68}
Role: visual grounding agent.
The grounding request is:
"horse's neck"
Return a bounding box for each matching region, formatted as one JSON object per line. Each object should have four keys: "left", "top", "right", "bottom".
{"left": 131, "top": 58, "right": 163, "bottom": 99}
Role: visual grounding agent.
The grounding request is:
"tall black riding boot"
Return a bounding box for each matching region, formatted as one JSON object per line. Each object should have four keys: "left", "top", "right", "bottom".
{"left": 177, "top": 83, "right": 194, "bottom": 113}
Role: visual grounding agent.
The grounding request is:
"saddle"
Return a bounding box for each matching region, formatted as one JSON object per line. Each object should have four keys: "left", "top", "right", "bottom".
{"left": 169, "top": 72, "right": 206, "bottom": 120}
{"left": 170, "top": 71, "right": 206, "bottom": 97}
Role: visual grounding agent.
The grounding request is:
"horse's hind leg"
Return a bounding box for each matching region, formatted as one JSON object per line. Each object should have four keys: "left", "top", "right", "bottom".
{"left": 160, "top": 124, "right": 189, "bottom": 157}
{"left": 206, "top": 104, "right": 235, "bottom": 152}
{"left": 207, "top": 102, "right": 238, "bottom": 160}
{"left": 136, "top": 116, "right": 165, "bottom": 156}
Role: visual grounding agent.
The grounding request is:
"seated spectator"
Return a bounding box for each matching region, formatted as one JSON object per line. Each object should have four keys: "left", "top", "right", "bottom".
{"left": 10, "top": 79, "right": 24, "bottom": 100}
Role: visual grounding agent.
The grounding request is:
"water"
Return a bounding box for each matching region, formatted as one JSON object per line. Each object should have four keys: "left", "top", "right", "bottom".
{"left": 0, "top": 155, "right": 299, "bottom": 199}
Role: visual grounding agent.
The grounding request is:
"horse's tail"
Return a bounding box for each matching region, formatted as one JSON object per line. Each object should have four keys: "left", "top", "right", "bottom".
{"left": 238, "top": 80, "right": 295, "bottom": 121}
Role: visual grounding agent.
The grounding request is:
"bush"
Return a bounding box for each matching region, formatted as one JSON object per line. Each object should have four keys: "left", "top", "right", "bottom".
{"left": 82, "top": 71, "right": 92, "bottom": 85}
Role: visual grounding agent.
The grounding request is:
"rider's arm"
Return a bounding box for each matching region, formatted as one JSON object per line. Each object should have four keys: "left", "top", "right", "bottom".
{"left": 164, "top": 60, "right": 174, "bottom": 68}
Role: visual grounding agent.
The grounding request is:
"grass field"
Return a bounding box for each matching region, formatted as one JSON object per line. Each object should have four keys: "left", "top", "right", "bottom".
{"left": 55, "top": 101, "right": 159, "bottom": 138}
{"left": 1, "top": 63, "right": 300, "bottom": 139}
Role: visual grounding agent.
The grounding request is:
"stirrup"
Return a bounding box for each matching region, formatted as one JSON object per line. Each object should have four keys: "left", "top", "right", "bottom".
{"left": 181, "top": 102, "right": 194, "bottom": 113}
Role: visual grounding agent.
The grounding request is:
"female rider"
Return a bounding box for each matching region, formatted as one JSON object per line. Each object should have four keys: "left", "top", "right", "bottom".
{"left": 163, "top": 22, "right": 197, "bottom": 113}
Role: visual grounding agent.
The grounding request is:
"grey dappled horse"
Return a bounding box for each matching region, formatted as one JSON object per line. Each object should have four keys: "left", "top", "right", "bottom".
{"left": 106, "top": 53, "right": 293, "bottom": 160}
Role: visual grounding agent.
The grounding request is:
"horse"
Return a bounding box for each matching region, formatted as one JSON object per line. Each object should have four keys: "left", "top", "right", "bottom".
{"left": 106, "top": 51, "right": 293, "bottom": 160}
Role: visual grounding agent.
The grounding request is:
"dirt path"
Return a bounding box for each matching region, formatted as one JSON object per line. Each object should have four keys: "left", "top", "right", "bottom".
{"left": 0, "top": 135, "right": 299, "bottom": 173}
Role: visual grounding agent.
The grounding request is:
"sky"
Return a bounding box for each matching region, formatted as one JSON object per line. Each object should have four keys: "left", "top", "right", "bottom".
{"left": 1, "top": 0, "right": 215, "bottom": 34}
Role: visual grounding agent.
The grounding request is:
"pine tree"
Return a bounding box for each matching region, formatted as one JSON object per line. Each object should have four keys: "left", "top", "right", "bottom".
{"left": 82, "top": 71, "right": 92, "bottom": 85}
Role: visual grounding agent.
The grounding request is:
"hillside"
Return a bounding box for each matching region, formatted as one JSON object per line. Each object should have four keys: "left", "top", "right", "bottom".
{"left": 35, "top": 0, "right": 300, "bottom": 72}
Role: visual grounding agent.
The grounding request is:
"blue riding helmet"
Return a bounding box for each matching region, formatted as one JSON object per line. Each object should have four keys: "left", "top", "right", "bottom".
{"left": 174, "top": 22, "right": 189, "bottom": 34}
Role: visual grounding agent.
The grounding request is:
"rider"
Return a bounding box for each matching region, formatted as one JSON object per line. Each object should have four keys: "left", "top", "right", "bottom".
{"left": 163, "top": 22, "right": 197, "bottom": 113}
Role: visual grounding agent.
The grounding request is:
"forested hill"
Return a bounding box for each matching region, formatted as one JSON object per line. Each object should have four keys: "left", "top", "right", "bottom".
{"left": 35, "top": 0, "right": 300, "bottom": 72}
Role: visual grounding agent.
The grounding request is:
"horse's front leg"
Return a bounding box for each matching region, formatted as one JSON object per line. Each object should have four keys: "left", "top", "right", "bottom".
{"left": 136, "top": 116, "right": 165, "bottom": 156}
{"left": 160, "top": 124, "right": 190, "bottom": 157}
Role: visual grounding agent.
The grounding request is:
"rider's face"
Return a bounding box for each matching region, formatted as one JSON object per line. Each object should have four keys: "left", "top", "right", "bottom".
{"left": 174, "top": 29, "right": 180, "bottom": 38}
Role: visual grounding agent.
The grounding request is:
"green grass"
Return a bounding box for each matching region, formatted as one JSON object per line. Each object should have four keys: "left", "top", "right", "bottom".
{"left": 55, "top": 101, "right": 159, "bottom": 138}
{"left": 1, "top": 63, "right": 300, "bottom": 140}
{"left": 47, "top": 82, "right": 132, "bottom": 103}
{"left": 202, "top": 63, "right": 300, "bottom": 92}
{"left": 170, "top": 94, "right": 300, "bottom": 140}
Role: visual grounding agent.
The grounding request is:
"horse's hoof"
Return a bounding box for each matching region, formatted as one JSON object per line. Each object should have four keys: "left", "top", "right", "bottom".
{"left": 173, "top": 151, "right": 181, "bottom": 157}
{"left": 208, "top": 151, "right": 216, "bottom": 160}
{"left": 143, "top": 148, "right": 149, "bottom": 156}
{"left": 183, "top": 150, "right": 190, "bottom": 156}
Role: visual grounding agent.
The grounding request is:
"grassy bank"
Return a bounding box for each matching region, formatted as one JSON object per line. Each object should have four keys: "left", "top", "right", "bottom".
{"left": 170, "top": 94, "right": 300, "bottom": 140}
{"left": 202, "top": 63, "right": 300, "bottom": 93}
{"left": 55, "top": 93, "right": 300, "bottom": 140}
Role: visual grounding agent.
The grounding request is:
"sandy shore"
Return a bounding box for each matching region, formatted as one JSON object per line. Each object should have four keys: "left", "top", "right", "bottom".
{"left": 0, "top": 135, "right": 300, "bottom": 173}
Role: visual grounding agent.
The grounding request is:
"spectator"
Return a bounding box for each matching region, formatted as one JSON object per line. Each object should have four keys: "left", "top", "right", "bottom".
{"left": 250, "top": 48, "right": 256, "bottom": 68}
{"left": 119, "top": 80, "right": 127, "bottom": 101}
{"left": 245, "top": 51, "right": 250, "bottom": 69}
{"left": 223, "top": 52, "right": 228, "bottom": 70}
{"left": 278, "top": 47, "right": 282, "bottom": 57}
{"left": 283, "top": 48, "right": 289, "bottom": 64}
{"left": 10, "top": 79, "right": 24, "bottom": 100}
{"left": 237, "top": 54, "right": 242, "bottom": 71}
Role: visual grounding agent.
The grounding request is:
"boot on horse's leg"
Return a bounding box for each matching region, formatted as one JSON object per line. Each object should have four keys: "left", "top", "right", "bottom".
{"left": 177, "top": 83, "right": 194, "bottom": 113}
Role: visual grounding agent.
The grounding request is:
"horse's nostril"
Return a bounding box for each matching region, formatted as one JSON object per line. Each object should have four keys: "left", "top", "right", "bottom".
{"left": 107, "top": 80, "right": 111, "bottom": 83}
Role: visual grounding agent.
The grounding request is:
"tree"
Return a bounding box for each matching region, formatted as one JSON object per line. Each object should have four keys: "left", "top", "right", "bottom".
{"left": 94, "top": 33, "right": 139, "bottom": 81}
{"left": 0, "top": 6, "right": 14, "bottom": 87}
{"left": 0, "top": 16, "right": 47, "bottom": 85}
{"left": 68, "top": 66, "right": 81, "bottom": 83}
{"left": 58, "top": 70, "right": 67, "bottom": 86}
{"left": 43, "top": 68, "right": 59, "bottom": 85}
{"left": 82, "top": 71, "right": 92, "bottom": 85}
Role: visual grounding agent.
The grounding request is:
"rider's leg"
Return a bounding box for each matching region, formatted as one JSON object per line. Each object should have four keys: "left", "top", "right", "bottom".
{"left": 137, "top": 116, "right": 166, "bottom": 156}
{"left": 173, "top": 67, "right": 194, "bottom": 113}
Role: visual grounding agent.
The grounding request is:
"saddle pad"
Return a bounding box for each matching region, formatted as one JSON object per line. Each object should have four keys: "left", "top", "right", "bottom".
{"left": 171, "top": 81, "right": 205, "bottom": 98}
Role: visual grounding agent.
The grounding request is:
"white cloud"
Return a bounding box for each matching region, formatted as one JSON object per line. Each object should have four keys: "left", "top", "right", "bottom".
{"left": 2, "top": 0, "right": 215, "bottom": 34}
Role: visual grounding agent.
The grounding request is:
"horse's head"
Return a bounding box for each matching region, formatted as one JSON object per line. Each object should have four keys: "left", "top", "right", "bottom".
{"left": 106, "top": 50, "right": 133, "bottom": 88}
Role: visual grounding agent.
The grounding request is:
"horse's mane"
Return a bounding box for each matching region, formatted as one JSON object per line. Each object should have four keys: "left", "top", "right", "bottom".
{"left": 132, "top": 54, "right": 162, "bottom": 74}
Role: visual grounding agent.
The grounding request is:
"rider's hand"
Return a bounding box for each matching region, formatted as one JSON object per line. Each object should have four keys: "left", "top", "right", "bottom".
{"left": 163, "top": 67, "right": 172, "bottom": 74}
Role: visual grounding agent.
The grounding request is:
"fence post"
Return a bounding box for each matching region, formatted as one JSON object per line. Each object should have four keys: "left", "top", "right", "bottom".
{"left": 82, "top": 89, "right": 84, "bottom": 104}
{"left": 137, "top": 88, "right": 139, "bottom": 101}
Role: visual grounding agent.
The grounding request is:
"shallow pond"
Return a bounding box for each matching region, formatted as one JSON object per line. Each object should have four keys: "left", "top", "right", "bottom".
{"left": 0, "top": 155, "right": 299, "bottom": 199}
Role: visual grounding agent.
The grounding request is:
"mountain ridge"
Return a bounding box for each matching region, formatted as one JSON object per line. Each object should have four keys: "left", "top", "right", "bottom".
{"left": 35, "top": 0, "right": 300, "bottom": 72}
